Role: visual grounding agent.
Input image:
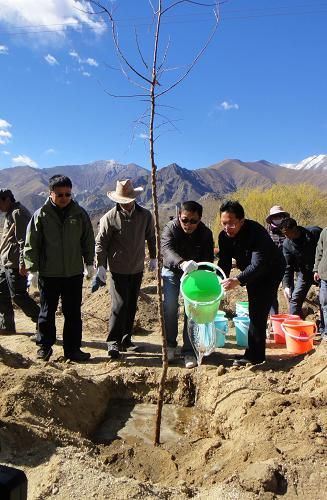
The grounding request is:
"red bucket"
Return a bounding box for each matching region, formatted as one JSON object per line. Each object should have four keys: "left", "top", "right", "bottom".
{"left": 281, "top": 320, "right": 316, "bottom": 354}
{"left": 270, "top": 314, "right": 301, "bottom": 344}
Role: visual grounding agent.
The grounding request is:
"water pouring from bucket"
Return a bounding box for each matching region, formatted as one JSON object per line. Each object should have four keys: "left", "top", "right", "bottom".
{"left": 181, "top": 262, "right": 226, "bottom": 365}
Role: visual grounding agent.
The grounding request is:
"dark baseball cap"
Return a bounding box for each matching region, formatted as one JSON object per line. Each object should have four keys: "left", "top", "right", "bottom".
{"left": 0, "top": 188, "right": 14, "bottom": 199}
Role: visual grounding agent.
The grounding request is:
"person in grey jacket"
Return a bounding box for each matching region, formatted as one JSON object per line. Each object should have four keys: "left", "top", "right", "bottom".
{"left": 24, "top": 175, "right": 95, "bottom": 362}
{"left": 95, "top": 179, "right": 156, "bottom": 360}
{"left": 279, "top": 218, "right": 321, "bottom": 318}
{"left": 313, "top": 227, "right": 327, "bottom": 340}
{"left": 0, "top": 188, "right": 40, "bottom": 334}
{"left": 161, "top": 201, "right": 214, "bottom": 369}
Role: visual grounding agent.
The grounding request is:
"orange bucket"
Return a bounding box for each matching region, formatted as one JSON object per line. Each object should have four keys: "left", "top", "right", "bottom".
{"left": 281, "top": 320, "right": 316, "bottom": 354}
{"left": 270, "top": 314, "right": 301, "bottom": 344}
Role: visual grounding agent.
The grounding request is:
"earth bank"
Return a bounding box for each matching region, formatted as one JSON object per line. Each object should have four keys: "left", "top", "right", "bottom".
{"left": 0, "top": 274, "right": 326, "bottom": 499}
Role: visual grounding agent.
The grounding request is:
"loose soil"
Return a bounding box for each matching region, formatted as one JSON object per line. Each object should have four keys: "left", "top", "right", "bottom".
{"left": 0, "top": 270, "right": 326, "bottom": 499}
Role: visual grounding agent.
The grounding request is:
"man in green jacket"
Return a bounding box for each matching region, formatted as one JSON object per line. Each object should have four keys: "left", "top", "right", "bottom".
{"left": 0, "top": 188, "right": 40, "bottom": 334}
{"left": 24, "top": 175, "right": 95, "bottom": 361}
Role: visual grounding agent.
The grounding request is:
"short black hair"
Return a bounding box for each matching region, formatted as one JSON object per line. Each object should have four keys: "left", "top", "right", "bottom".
{"left": 0, "top": 188, "right": 15, "bottom": 202}
{"left": 180, "top": 201, "right": 203, "bottom": 218}
{"left": 220, "top": 200, "right": 245, "bottom": 219}
{"left": 279, "top": 217, "right": 298, "bottom": 231}
{"left": 49, "top": 175, "right": 72, "bottom": 191}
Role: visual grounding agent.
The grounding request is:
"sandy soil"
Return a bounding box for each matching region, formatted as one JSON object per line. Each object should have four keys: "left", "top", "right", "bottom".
{"left": 0, "top": 270, "right": 326, "bottom": 499}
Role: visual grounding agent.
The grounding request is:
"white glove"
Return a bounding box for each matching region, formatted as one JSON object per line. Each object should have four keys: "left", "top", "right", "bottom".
{"left": 148, "top": 258, "right": 157, "bottom": 272}
{"left": 180, "top": 260, "right": 198, "bottom": 274}
{"left": 284, "top": 287, "right": 291, "bottom": 299}
{"left": 27, "top": 272, "right": 38, "bottom": 289}
{"left": 84, "top": 264, "right": 95, "bottom": 280}
{"left": 96, "top": 265, "right": 107, "bottom": 283}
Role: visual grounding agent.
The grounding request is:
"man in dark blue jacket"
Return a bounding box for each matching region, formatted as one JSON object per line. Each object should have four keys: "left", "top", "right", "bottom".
{"left": 279, "top": 218, "right": 321, "bottom": 318}
{"left": 161, "top": 201, "right": 214, "bottom": 369}
{"left": 218, "top": 201, "right": 285, "bottom": 367}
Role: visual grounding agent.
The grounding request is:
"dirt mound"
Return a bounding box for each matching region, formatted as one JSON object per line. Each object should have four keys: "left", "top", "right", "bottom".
{"left": 0, "top": 272, "right": 326, "bottom": 499}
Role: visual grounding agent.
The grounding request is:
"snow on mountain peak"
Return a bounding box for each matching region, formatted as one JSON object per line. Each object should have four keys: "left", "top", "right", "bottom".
{"left": 282, "top": 154, "right": 327, "bottom": 170}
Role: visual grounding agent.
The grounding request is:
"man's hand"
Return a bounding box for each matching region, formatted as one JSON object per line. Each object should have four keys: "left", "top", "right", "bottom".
{"left": 84, "top": 264, "right": 95, "bottom": 280}
{"left": 221, "top": 277, "right": 240, "bottom": 291}
{"left": 314, "top": 272, "right": 320, "bottom": 282}
{"left": 148, "top": 258, "right": 157, "bottom": 272}
{"left": 180, "top": 260, "right": 198, "bottom": 274}
{"left": 284, "top": 287, "right": 291, "bottom": 299}
{"left": 96, "top": 265, "right": 107, "bottom": 283}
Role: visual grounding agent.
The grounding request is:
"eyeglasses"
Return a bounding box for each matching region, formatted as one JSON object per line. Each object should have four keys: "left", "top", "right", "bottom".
{"left": 180, "top": 217, "right": 200, "bottom": 225}
{"left": 53, "top": 192, "right": 72, "bottom": 198}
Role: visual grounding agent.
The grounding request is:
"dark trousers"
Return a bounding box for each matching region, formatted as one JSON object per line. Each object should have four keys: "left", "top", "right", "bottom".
{"left": 38, "top": 274, "right": 83, "bottom": 356}
{"left": 289, "top": 273, "right": 312, "bottom": 318}
{"left": 0, "top": 267, "right": 40, "bottom": 332}
{"left": 162, "top": 269, "right": 194, "bottom": 354}
{"left": 246, "top": 279, "right": 280, "bottom": 362}
{"left": 107, "top": 271, "right": 143, "bottom": 343}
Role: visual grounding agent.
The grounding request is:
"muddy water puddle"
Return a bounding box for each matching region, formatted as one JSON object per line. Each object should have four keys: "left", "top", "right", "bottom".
{"left": 94, "top": 400, "right": 203, "bottom": 445}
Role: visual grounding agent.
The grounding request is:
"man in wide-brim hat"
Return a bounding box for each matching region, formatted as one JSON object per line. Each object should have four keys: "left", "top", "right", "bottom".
{"left": 95, "top": 179, "right": 156, "bottom": 359}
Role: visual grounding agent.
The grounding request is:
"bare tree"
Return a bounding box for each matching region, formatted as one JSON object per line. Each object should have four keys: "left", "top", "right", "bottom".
{"left": 89, "top": 0, "right": 220, "bottom": 445}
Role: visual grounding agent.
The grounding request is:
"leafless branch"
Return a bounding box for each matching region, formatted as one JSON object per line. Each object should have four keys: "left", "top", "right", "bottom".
{"left": 161, "top": 0, "right": 219, "bottom": 15}
{"left": 90, "top": 1, "right": 153, "bottom": 85}
{"left": 157, "top": 35, "right": 171, "bottom": 72}
{"left": 135, "top": 27, "right": 149, "bottom": 69}
{"left": 156, "top": 5, "right": 219, "bottom": 97}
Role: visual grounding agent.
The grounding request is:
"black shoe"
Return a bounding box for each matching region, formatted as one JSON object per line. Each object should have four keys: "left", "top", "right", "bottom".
{"left": 108, "top": 342, "right": 121, "bottom": 359}
{"left": 65, "top": 349, "right": 91, "bottom": 362}
{"left": 120, "top": 337, "right": 140, "bottom": 353}
{"left": 37, "top": 346, "right": 53, "bottom": 361}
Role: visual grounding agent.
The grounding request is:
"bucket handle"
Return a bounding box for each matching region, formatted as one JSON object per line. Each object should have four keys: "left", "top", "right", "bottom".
{"left": 281, "top": 324, "right": 317, "bottom": 341}
{"left": 196, "top": 262, "right": 227, "bottom": 280}
{"left": 233, "top": 318, "right": 249, "bottom": 334}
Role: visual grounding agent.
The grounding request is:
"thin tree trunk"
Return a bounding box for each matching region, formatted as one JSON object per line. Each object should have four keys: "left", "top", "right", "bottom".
{"left": 150, "top": 1, "right": 168, "bottom": 446}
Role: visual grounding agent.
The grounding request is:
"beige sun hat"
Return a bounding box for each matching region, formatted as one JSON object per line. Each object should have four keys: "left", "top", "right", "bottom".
{"left": 266, "top": 205, "right": 290, "bottom": 223}
{"left": 107, "top": 179, "right": 143, "bottom": 204}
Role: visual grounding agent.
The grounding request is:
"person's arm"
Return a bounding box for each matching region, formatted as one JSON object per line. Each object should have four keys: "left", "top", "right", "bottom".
{"left": 23, "top": 212, "right": 41, "bottom": 272}
{"left": 282, "top": 242, "right": 295, "bottom": 290}
{"left": 81, "top": 209, "right": 95, "bottom": 266}
{"left": 95, "top": 215, "right": 112, "bottom": 268}
{"left": 145, "top": 212, "right": 156, "bottom": 259}
{"left": 12, "top": 208, "right": 30, "bottom": 273}
{"left": 236, "top": 228, "right": 277, "bottom": 286}
{"left": 313, "top": 229, "right": 324, "bottom": 274}
{"left": 161, "top": 223, "right": 183, "bottom": 269}
{"left": 217, "top": 231, "right": 232, "bottom": 278}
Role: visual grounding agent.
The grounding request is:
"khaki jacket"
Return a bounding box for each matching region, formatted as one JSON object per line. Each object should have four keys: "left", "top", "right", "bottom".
{"left": 95, "top": 203, "right": 156, "bottom": 274}
{"left": 0, "top": 202, "right": 31, "bottom": 269}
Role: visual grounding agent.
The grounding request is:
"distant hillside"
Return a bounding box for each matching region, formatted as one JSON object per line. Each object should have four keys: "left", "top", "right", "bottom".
{"left": 1, "top": 156, "right": 327, "bottom": 215}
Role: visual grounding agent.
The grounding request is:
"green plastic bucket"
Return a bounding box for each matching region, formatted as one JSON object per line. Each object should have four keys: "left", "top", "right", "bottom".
{"left": 181, "top": 263, "right": 224, "bottom": 324}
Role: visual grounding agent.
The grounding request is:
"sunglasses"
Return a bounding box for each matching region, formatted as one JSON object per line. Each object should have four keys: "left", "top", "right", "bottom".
{"left": 53, "top": 192, "right": 72, "bottom": 198}
{"left": 180, "top": 217, "right": 200, "bottom": 225}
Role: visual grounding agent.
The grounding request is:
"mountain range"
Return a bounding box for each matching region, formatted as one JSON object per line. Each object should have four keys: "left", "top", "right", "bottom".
{"left": 0, "top": 155, "right": 327, "bottom": 214}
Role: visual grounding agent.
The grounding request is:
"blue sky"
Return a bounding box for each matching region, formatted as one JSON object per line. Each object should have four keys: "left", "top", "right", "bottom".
{"left": 0, "top": 0, "right": 326, "bottom": 170}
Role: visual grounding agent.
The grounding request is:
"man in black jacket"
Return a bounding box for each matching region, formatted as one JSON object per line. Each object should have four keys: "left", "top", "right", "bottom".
{"left": 279, "top": 218, "right": 321, "bottom": 318}
{"left": 218, "top": 200, "right": 285, "bottom": 367}
{"left": 161, "top": 201, "right": 214, "bottom": 368}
